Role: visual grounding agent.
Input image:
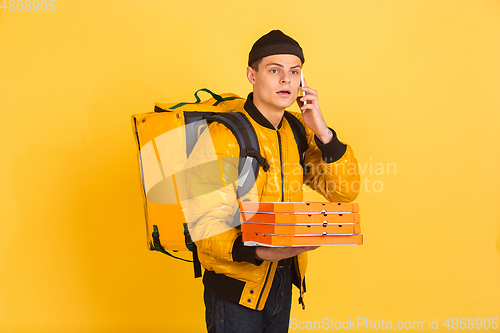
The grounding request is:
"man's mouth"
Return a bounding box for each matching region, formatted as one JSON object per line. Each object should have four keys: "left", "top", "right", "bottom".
{"left": 277, "top": 89, "right": 291, "bottom": 95}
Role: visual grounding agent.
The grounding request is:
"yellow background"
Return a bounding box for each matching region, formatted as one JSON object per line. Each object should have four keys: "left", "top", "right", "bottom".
{"left": 1, "top": 0, "right": 499, "bottom": 332}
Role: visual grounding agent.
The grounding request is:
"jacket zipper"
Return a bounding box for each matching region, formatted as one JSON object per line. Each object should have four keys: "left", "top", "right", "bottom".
{"left": 255, "top": 130, "right": 283, "bottom": 309}
{"left": 294, "top": 256, "right": 306, "bottom": 309}
{"left": 277, "top": 130, "right": 284, "bottom": 202}
{"left": 255, "top": 262, "right": 274, "bottom": 309}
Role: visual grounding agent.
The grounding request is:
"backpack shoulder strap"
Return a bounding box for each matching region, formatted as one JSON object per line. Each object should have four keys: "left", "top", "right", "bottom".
{"left": 205, "top": 112, "right": 269, "bottom": 198}
{"left": 283, "top": 111, "right": 309, "bottom": 173}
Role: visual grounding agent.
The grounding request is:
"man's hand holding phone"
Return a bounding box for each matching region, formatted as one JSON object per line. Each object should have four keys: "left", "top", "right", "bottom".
{"left": 297, "top": 73, "right": 333, "bottom": 145}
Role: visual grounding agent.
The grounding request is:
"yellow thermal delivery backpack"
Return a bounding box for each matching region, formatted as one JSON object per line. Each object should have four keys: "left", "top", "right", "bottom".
{"left": 131, "top": 89, "right": 308, "bottom": 277}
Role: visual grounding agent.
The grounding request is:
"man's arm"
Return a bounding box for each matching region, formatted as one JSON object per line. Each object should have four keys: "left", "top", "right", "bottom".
{"left": 297, "top": 81, "right": 361, "bottom": 202}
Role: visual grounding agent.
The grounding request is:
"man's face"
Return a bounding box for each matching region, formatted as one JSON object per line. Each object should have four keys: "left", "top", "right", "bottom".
{"left": 247, "top": 54, "right": 302, "bottom": 113}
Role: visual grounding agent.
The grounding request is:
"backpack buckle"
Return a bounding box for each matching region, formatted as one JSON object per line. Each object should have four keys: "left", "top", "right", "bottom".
{"left": 244, "top": 148, "right": 269, "bottom": 172}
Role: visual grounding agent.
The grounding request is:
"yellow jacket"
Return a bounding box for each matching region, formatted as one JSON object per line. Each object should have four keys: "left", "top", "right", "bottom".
{"left": 185, "top": 93, "right": 360, "bottom": 310}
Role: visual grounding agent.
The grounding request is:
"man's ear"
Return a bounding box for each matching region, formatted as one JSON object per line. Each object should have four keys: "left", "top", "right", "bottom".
{"left": 247, "top": 66, "right": 256, "bottom": 85}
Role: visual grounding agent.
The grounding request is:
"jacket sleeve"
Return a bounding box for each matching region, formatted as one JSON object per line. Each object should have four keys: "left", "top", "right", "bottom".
{"left": 184, "top": 122, "right": 261, "bottom": 267}
{"left": 296, "top": 113, "right": 360, "bottom": 203}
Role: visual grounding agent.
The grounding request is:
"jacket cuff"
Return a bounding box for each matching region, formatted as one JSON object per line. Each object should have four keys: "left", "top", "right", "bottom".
{"left": 314, "top": 127, "right": 347, "bottom": 163}
{"left": 232, "top": 234, "right": 263, "bottom": 266}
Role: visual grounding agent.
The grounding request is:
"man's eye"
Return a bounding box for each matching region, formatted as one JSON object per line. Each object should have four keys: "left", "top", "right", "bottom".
{"left": 291, "top": 70, "right": 298, "bottom": 75}
{"left": 270, "top": 69, "right": 278, "bottom": 73}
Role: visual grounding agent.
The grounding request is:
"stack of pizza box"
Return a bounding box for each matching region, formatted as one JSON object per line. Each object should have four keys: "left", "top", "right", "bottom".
{"left": 240, "top": 202, "right": 362, "bottom": 247}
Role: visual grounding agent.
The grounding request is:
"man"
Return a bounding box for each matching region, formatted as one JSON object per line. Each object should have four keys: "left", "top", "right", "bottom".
{"left": 186, "top": 30, "right": 360, "bottom": 333}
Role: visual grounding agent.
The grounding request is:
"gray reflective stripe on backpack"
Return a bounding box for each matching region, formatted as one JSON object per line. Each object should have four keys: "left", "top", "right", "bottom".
{"left": 238, "top": 156, "right": 256, "bottom": 196}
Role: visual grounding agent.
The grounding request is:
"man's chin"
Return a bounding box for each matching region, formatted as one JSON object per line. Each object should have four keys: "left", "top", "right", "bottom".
{"left": 255, "top": 94, "right": 297, "bottom": 111}
{"left": 278, "top": 96, "right": 297, "bottom": 109}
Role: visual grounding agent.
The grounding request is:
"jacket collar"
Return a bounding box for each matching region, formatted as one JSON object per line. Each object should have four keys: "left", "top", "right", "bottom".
{"left": 244, "top": 93, "right": 284, "bottom": 130}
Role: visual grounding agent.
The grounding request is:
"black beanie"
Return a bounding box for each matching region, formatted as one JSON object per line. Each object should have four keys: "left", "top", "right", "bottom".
{"left": 248, "top": 30, "right": 305, "bottom": 66}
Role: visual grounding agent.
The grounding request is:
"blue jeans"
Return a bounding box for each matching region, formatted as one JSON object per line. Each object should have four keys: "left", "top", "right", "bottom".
{"left": 204, "top": 266, "right": 292, "bottom": 333}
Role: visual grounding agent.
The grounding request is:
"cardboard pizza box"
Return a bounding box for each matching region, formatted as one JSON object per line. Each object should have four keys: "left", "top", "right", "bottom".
{"left": 239, "top": 201, "right": 359, "bottom": 214}
{"left": 240, "top": 211, "right": 360, "bottom": 224}
{"left": 241, "top": 222, "right": 361, "bottom": 235}
{"left": 242, "top": 232, "right": 363, "bottom": 247}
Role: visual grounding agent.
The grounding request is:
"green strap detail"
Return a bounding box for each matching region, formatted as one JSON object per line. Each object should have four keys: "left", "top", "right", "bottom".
{"left": 154, "top": 246, "right": 193, "bottom": 262}
{"left": 183, "top": 223, "right": 194, "bottom": 252}
{"left": 170, "top": 88, "right": 243, "bottom": 109}
{"left": 212, "top": 95, "right": 240, "bottom": 106}
{"left": 152, "top": 225, "right": 193, "bottom": 262}
{"left": 195, "top": 88, "right": 224, "bottom": 103}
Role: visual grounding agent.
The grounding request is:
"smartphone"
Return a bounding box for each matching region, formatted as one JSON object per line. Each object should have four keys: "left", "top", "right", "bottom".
{"left": 300, "top": 70, "right": 307, "bottom": 106}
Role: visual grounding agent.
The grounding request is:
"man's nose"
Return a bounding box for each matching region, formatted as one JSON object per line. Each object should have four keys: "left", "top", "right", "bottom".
{"left": 280, "top": 72, "right": 291, "bottom": 83}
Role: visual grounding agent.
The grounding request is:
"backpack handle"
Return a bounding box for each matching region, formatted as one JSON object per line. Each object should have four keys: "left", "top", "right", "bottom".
{"left": 194, "top": 88, "right": 225, "bottom": 104}
{"left": 170, "top": 88, "right": 228, "bottom": 109}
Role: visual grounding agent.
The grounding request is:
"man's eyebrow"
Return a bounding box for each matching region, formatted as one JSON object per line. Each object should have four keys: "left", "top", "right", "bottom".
{"left": 265, "top": 63, "right": 302, "bottom": 69}
{"left": 265, "top": 62, "right": 284, "bottom": 67}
